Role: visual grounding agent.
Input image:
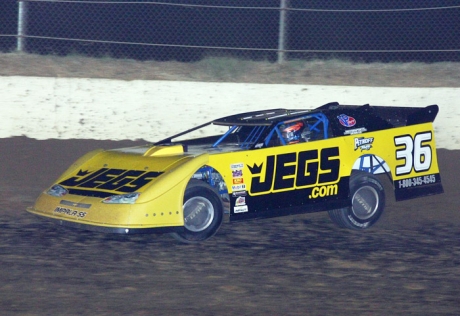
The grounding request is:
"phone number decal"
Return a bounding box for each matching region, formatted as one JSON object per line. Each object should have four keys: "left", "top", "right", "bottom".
{"left": 398, "top": 174, "right": 437, "bottom": 189}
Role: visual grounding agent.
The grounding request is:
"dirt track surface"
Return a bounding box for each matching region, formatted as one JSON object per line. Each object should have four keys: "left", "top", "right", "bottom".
{"left": 1, "top": 137, "right": 459, "bottom": 315}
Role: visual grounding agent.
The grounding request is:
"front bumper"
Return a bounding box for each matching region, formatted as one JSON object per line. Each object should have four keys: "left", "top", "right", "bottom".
{"left": 27, "top": 207, "right": 184, "bottom": 234}
{"left": 26, "top": 191, "right": 185, "bottom": 234}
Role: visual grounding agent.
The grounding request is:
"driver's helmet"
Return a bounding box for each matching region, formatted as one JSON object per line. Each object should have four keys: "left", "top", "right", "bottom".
{"left": 281, "top": 121, "right": 308, "bottom": 144}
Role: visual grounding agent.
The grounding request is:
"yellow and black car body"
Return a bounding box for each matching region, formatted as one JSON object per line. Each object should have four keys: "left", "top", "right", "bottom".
{"left": 27, "top": 102, "right": 444, "bottom": 242}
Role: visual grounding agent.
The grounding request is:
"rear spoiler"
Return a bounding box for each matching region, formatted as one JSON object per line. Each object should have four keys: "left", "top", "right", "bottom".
{"left": 406, "top": 104, "right": 439, "bottom": 125}
{"left": 318, "top": 103, "right": 439, "bottom": 127}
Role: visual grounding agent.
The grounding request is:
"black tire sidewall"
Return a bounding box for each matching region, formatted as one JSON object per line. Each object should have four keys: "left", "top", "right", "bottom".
{"left": 345, "top": 175, "right": 385, "bottom": 229}
{"left": 176, "top": 180, "right": 223, "bottom": 242}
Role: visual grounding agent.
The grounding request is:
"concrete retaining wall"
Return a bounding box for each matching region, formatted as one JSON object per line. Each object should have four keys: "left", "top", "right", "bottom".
{"left": 1, "top": 76, "right": 458, "bottom": 149}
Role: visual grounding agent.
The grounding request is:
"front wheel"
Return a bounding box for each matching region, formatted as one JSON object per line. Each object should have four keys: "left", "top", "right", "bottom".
{"left": 172, "top": 180, "right": 223, "bottom": 243}
{"left": 328, "top": 172, "right": 385, "bottom": 230}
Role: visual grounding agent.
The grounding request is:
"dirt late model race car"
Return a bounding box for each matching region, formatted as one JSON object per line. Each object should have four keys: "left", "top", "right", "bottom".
{"left": 27, "top": 102, "right": 443, "bottom": 243}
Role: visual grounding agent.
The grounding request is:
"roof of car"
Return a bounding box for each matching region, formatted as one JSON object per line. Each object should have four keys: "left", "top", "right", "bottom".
{"left": 213, "top": 102, "right": 346, "bottom": 126}
{"left": 214, "top": 109, "right": 308, "bottom": 126}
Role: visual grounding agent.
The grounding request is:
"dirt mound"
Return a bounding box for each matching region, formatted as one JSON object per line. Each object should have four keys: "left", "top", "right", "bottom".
{"left": 1, "top": 53, "right": 460, "bottom": 87}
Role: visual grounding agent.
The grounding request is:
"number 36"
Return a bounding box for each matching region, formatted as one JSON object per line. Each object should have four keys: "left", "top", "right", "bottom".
{"left": 394, "top": 132, "right": 432, "bottom": 176}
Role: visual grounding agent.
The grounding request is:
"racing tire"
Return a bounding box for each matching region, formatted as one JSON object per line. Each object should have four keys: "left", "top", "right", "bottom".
{"left": 172, "top": 179, "right": 223, "bottom": 243}
{"left": 328, "top": 172, "right": 385, "bottom": 230}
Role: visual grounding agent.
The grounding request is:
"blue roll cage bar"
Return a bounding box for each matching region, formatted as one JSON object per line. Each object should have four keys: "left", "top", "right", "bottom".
{"left": 212, "top": 113, "right": 329, "bottom": 149}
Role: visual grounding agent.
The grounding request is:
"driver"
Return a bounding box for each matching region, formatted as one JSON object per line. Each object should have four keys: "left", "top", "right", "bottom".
{"left": 281, "top": 121, "right": 311, "bottom": 144}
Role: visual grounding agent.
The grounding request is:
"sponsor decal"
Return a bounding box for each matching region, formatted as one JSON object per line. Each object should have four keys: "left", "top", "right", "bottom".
{"left": 230, "top": 163, "right": 244, "bottom": 170}
{"left": 232, "top": 190, "right": 247, "bottom": 197}
{"left": 232, "top": 169, "right": 243, "bottom": 178}
{"left": 232, "top": 184, "right": 247, "bottom": 191}
{"left": 354, "top": 137, "right": 374, "bottom": 151}
{"left": 344, "top": 127, "right": 367, "bottom": 135}
{"left": 54, "top": 206, "right": 87, "bottom": 218}
{"left": 247, "top": 147, "right": 340, "bottom": 194}
{"left": 337, "top": 114, "right": 356, "bottom": 127}
{"left": 235, "top": 196, "right": 246, "bottom": 206}
{"left": 59, "top": 168, "right": 163, "bottom": 193}
{"left": 234, "top": 205, "right": 248, "bottom": 213}
{"left": 230, "top": 163, "right": 245, "bottom": 191}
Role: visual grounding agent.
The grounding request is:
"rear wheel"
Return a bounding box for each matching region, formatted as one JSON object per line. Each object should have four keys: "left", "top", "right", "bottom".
{"left": 172, "top": 180, "right": 223, "bottom": 243}
{"left": 328, "top": 172, "right": 385, "bottom": 230}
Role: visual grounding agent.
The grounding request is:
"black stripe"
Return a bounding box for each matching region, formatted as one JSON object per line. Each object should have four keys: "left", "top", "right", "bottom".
{"left": 67, "top": 189, "right": 115, "bottom": 198}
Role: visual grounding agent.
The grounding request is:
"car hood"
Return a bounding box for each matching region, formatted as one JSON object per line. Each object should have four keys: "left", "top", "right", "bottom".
{"left": 53, "top": 144, "right": 206, "bottom": 199}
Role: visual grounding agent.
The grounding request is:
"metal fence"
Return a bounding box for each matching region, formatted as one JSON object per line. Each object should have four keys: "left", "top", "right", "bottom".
{"left": 1, "top": 0, "right": 460, "bottom": 63}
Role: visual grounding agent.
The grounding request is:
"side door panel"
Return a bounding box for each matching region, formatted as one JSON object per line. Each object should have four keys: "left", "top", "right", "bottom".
{"left": 210, "top": 138, "right": 350, "bottom": 220}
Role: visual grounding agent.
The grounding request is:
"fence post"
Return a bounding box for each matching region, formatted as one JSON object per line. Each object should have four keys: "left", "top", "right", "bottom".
{"left": 277, "top": 0, "right": 289, "bottom": 64}
{"left": 17, "top": 1, "right": 28, "bottom": 52}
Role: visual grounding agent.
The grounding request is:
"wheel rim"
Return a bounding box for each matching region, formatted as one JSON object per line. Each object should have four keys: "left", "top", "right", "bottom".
{"left": 183, "top": 196, "right": 215, "bottom": 232}
{"left": 351, "top": 185, "right": 379, "bottom": 220}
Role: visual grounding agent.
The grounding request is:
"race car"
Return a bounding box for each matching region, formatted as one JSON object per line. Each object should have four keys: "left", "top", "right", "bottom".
{"left": 27, "top": 102, "right": 443, "bottom": 243}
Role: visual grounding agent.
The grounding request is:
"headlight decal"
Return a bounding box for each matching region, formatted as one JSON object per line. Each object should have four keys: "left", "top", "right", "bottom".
{"left": 46, "top": 185, "right": 68, "bottom": 197}
{"left": 102, "top": 193, "right": 140, "bottom": 204}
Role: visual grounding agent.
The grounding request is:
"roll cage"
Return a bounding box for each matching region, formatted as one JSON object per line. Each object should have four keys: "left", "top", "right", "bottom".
{"left": 211, "top": 112, "right": 330, "bottom": 149}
